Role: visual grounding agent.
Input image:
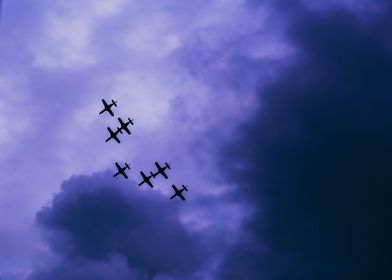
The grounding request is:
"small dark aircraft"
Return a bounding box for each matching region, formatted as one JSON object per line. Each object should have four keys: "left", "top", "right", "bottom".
{"left": 152, "top": 162, "right": 171, "bottom": 179}
{"left": 113, "top": 162, "right": 131, "bottom": 179}
{"left": 105, "top": 127, "right": 122, "bottom": 143}
{"left": 170, "top": 184, "right": 189, "bottom": 201}
{"left": 138, "top": 171, "right": 155, "bottom": 188}
{"left": 99, "top": 99, "right": 117, "bottom": 116}
{"left": 117, "top": 117, "right": 134, "bottom": 135}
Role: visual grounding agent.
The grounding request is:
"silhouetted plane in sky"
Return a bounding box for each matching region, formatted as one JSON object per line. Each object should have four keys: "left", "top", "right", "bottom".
{"left": 105, "top": 127, "right": 122, "bottom": 143}
{"left": 99, "top": 99, "right": 117, "bottom": 116}
{"left": 117, "top": 117, "right": 134, "bottom": 135}
{"left": 138, "top": 171, "right": 155, "bottom": 188}
{"left": 170, "top": 184, "right": 188, "bottom": 201}
{"left": 113, "top": 162, "right": 131, "bottom": 179}
{"left": 152, "top": 162, "right": 171, "bottom": 179}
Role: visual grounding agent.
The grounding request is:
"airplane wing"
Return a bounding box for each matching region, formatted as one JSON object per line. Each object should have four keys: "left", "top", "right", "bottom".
{"left": 161, "top": 171, "right": 168, "bottom": 179}
{"left": 115, "top": 162, "right": 121, "bottom": 169}
{"left": 178, "top": 193, "right": 186, "bottom": 201}
{"left": 138, "top": 172, "right": 147, "bottom": 186}
{"left": 139, "top": 179, "right": 154, "bottom": 188}
{"left": 155, "top": 162, "right": 161, "bottom": 169}
{"left": 121, "top": 171, "right": 128, "bottom": 179}
{"left": 171, "top": 185, "right": 179, "bottom": 192}
{"left": 138, "top": 171, "right": 146, "bottom": 186}
{"left": 113, "top": 135, "right": 121, "bottom": 144}
{"left": 146, "top": 180, "right": 154, "bottom": 188}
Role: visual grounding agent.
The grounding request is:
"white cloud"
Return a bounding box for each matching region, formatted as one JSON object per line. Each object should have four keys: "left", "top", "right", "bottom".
{"left": 31, "top": 0, "right": 126, "bottom": 69}
{"left": 0, "top": 75, "right": 32, "bottom": 149}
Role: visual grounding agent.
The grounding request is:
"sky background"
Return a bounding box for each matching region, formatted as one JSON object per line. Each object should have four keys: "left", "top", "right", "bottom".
{"left": 0, "top": 0, "right": 391, "bottom": 279}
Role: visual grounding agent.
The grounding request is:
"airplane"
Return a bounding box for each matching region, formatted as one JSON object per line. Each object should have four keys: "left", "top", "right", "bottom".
{"left": 170, "top": 184, "right": 189, "bottom": 201}
{"left": 138, "top": 171, "right": 155, "bottom": 188}
{"left": 99, "top": 99, "right": 117, "bottom": 116}
{"left": 117, "top": 117, "right": 134, "bottom": 135}
{"left": 105, "top": 127, "right": 122, "bottom": 143}
{"left": 152, "top": 162, "right": 171, "bottom": 179}
{"left": 113, "top": 162, "right": 131, "bottom": 179}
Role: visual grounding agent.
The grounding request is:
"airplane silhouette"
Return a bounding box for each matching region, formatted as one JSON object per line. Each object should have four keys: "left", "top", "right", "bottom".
{"left": 152, "top": 162, "right": 171, "bottom": 179}
{"left": 117, "top": 117, "right": 134, "bottom": 135}
{"left": 113, "top": 162, "right": 131, "bottom": 179}
{"left": 105, "top": 127, "right": 122, "bottom": 143}
{"left": 138, "top": 171, "right": 155, "bottom": 188}
{"left": 99, "top": 99, "right": 117, "bottom": 116}
{"left": 170, "top": 184, "right": 189, "bottom": 201}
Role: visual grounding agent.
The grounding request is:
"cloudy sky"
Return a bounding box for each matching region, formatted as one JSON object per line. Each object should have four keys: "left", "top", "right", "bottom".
{"left": 0, "top": 0, "right": 391, "bottom": 279}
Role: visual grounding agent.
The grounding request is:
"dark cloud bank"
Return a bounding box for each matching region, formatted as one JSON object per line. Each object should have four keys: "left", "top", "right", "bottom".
{"left": 219, "top": 2, "right": 392, "bottom": 280}
{"left": 28, "top": 172, "right": 215, "bottom": 280}
{"left": 29, "top": 2, "right": 392, "bottom": 280}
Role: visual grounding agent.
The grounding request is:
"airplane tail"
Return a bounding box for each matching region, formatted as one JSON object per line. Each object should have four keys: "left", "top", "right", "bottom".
{"left": 125, "top": 163, "right": 130, "bottom": 169}
{"left": 165, "top": 162, "right": 171, "bottom": 169}
{"left": 182, "top": 185, "right": 188, "bottom": 191}
{"left": 150, "top": 171, "right": 156, "bottom": 178}
{"left": 112, "top": 100, "right": 117, "bottom": 107}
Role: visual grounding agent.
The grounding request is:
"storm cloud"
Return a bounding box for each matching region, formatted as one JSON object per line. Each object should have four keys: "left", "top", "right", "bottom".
{"left": 218, "top": 2, "right": 392, "bottom": 280}
{"left": 28, "top": 172, "right": 216, "bottom": 279}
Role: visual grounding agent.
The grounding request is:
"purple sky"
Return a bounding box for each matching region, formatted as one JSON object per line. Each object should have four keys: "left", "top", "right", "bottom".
{"left": 0, "top": 0, "right": 391, "bottom": 279}
{"left": 0, "top": 1, "right": 277, "bottom": 277}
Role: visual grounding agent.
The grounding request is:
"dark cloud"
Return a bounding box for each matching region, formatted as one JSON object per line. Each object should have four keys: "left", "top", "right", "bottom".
{"left": 218, "top": 3, "right": 392, "bottom": 280}
{"left": 28, "top": 254, "right": 147, "bottom": 280}
{"left": 28, "top": 172, "right": 215, "bottom": 279}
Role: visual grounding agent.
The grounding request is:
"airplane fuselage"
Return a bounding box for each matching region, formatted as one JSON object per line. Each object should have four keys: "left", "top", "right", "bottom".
{"left": 170, "top": 185, "right": 187, "bottom": 201}
{"left": 106, "top": 127, "right": 122, "bottom": 143}
{"left": 153, "top": 162, "right": 170, "bottom": 179}
{"left": 118, "top": 118, "right": 133, "bottom": 134}
{"left": 99, "top": 99, "right": 117, "bottom": 116}
{"left": 138, "top": 172, "right": 154, "bottom": 188}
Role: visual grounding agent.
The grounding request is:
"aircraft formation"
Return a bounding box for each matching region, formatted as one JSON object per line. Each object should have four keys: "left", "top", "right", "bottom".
{"left": 99, "top": 98, "right": 190, "bottom": 201}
